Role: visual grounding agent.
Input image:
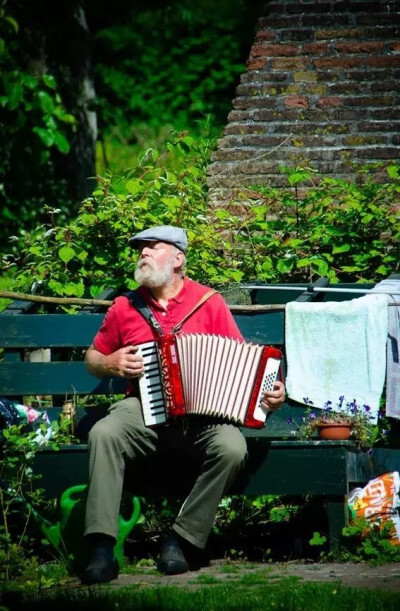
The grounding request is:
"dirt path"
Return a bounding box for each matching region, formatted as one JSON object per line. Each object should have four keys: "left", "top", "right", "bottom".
{"left": 112, "top": 560, "right": 400, "bottom": 592}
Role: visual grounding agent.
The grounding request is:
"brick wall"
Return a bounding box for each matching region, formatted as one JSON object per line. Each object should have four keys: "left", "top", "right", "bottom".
{"left": 208, "top": 0, "right": 400, "bottom": 196}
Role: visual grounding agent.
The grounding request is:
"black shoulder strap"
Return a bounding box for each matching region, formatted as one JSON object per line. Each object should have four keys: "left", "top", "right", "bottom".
{"left": 125, "top": 290, "right": 164, "bottom": 336}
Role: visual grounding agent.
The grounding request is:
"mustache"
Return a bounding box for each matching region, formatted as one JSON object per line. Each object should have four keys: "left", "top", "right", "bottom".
{"left": 137, "top": 258, "right": 155, "bottom": 269}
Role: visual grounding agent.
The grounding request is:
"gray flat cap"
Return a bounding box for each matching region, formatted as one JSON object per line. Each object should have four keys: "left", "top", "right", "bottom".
{"left": 128, "top": 225, "right": 188, "bottom": 252}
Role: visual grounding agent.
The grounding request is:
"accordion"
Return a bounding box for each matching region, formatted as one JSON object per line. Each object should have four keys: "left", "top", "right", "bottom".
{"left": 137, "top": 333, "right": 282, "bottom": 429}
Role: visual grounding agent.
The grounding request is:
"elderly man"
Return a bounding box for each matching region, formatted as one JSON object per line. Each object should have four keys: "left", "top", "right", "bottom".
{"left": 81, "top": 225, "right": 286, "bottom": 585}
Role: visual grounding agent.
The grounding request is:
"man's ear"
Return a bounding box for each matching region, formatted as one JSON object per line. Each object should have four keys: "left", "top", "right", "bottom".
{"left": 174, "top": 250, "right": 185, "bottom": 270}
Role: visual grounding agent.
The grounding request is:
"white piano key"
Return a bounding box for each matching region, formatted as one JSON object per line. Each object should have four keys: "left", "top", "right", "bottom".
{"left": 137, "top": 341, "right": 167, "bottom": 426}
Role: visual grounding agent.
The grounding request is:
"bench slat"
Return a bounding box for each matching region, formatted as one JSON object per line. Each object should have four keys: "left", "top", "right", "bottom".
{"left": 239, "top": 440, "right": 373, "bottom": 495}
{"left": 0, "top": 362, "right": 125, "bottom": 395}
{"left": 32, "top": 441, "right": 374, "bottom": 499}
{"left": 0, "top": 312, "right": 286, "bottom": 347}
{"left": 0, "top": 314, "right": 104, "bottom": 347}
{"left": 234, "top": 311, "right": 284, "bottom": 344}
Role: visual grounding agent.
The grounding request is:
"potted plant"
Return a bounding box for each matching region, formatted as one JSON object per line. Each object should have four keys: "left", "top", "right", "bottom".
{"left": 288, "top": 396, "right": 386, "bottom": 449}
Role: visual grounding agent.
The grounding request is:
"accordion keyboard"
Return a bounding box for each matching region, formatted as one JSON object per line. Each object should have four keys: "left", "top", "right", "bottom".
{"left": 137, "top": 341, "right": 167, "bottom": 426}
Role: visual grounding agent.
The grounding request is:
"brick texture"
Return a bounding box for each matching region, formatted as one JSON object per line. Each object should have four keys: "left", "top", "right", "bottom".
{"left": 208, "top": 0, "right": 400, "bottom": 195}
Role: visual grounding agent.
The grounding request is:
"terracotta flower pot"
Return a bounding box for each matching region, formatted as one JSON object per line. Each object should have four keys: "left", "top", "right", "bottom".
{"left": 316, "top": 422, "right": 352, "bottom": 440}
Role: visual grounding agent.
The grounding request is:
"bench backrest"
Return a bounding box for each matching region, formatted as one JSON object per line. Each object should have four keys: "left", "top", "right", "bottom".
{"left": 0, "top": 309, "right": 287, "bottom": 395}
{"left": 1, "top": 278, "right": 380, "bottom": 438}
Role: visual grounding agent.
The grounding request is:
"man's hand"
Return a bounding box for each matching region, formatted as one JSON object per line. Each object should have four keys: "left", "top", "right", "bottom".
{"left": 85, "top": 344, "right": 144, "bottom": 379}
{"left": 260, "top": 380, "right": 286, "bottom": 413}
{"left": 110, "top": 345, "right": 145, "bottom": 378}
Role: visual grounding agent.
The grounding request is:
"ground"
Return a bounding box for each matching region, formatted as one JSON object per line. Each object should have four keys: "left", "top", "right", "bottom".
{"left": 107, "top": 560, "right": 400, "bottom": 592}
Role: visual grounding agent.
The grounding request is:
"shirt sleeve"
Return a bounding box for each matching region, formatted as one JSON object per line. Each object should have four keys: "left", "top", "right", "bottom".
{"left": 92, "top": 302, "right": 122, "bottom": 355}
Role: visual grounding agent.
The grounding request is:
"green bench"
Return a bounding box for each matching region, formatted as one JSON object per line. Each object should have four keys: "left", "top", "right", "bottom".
{"left": 0, "top": 279, "right": 393, "bottom": 551}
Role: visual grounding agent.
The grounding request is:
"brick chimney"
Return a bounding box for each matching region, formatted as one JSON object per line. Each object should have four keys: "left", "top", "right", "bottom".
{"left": 208, "top": 0, "right": 400, "bottom": 198}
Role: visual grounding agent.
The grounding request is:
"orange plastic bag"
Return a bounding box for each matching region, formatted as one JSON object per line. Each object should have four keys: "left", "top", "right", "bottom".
{"left": 348, "top": 471, "right": 400, "bottom": 545}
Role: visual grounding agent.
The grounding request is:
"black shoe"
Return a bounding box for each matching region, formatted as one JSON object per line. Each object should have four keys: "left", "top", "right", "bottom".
{"left": 158, "top": 531, "right": 209, "bottom": 575}
{"left": 158, "top": 532, "right": 190, "bottom": 575}
{"left": 81, "top": 553, "right": 119, "bottom": 585}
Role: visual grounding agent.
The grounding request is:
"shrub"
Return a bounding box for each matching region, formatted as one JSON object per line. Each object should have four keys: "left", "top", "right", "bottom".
{"left": 1, "top": 130, "right": 399, "bottom": 302}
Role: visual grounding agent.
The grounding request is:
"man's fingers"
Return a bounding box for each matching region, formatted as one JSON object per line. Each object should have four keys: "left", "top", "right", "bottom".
{"left": 124, "top": 345, "right": 138, "bottom": 354}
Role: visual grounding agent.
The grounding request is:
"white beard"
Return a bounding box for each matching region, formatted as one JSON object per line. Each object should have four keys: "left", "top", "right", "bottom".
{"left": 134, "top": 254, "right": 175, "bottom": 288}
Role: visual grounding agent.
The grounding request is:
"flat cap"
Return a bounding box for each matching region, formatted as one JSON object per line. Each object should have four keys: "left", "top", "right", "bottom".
{"left": 128, "top": 225, "right": 188, "bottom": 252}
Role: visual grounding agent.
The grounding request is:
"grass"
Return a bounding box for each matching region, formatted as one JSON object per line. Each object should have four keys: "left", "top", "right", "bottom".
{"left": 2, "top": 576, "right": 400, "bottom": 611}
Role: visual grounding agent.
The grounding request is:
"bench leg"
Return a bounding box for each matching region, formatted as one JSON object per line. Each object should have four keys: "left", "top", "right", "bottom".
{"left": 324, "top": 495, "right": 347, "bottom": 551}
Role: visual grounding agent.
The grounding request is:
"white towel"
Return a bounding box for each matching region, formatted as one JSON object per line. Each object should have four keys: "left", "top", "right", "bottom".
{"left": 372, "top": 279, "right": 400, "bottom": 419}
{"left": 285, "top": 293, "right": 389, "bottom": 423}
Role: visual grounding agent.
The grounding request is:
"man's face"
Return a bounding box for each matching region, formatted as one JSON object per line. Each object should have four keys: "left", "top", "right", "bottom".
{"left": 134, "top": 241, "right": 181, "bottom": 288}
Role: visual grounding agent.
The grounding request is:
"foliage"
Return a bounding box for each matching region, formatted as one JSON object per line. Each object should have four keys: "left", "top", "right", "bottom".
{"left": 215, "top": 494, "right": 297, "bottom": 532}
{"left": 0, "top": 125, "right": 257, "bottom": 301}
{"left": 91, "top": 0, "right": 263, "bottom": 132}
{"left": 0, "top": 0, "right": 76, "bottom": 253}
{"left": 1, "top": 127, "right": 399, "bottom": 304}
{"left": 341, "top": 517, "right": 400, "bottom": 563}
{"left": 0, "top": 0, "right": 265, "bottom": 256}
{"left": 0, "top": 420, "right": 73, "bottom": 585}
{"left": 240, "top": 163, "right": 400, "bottom": 283}
{"left": 308, "top": 520, "right": 400, "bottom": 565}
{"left": 287, "top": 397, "right": 388, "bottom": 449}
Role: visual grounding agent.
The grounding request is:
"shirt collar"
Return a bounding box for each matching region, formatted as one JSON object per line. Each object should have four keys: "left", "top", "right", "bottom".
{"left": 138, "top": 277, "right": 187, "bottom": 308}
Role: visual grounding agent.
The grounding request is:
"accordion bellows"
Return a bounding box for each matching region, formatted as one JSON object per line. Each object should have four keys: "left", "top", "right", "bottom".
{"left": 138, "top": 333, "right": 282, "bottom": 429}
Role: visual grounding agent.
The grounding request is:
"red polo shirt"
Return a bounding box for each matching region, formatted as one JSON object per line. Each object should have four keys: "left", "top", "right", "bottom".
{"left": 93, "top": 277, "right": 243, "bottom": 356}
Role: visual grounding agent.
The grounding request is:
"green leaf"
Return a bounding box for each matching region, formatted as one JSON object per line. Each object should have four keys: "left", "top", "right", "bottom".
{"left": 77, "top": 251, "right": 88, "bottom": 261}
{"left": 53, "top": 131, "right": 70, "bottom": 154}
{"left": 37, "top": 90, "right": 55, "bottom": 113}
{"left": 29, "top": 246, "right": 43, "bottom": 256}
{"left": 309, "top": 531, "right": 327, "bottom": 546}
{"left": 312, "top": 259, "right": 329, "bottom": 276}
{"left": 48, "top": 280, "right": 64, "bottom": 295}
{"left": 58, "top": 245, "right": 75, "bottom": 263}
{"left": 276, "top": 260, "right": 293, "bottom": 273}
{"left": 90, "top": 285, "right": 107, "bottom": 298}
{"left": 5, "top": 15, "right": 19, "bottom": 32}
{"left": 296, "top": 258, "right": 311, "bottom": 268}
{"left": 94, "top": 255, "right": 108, "bottom": 265}
{"left": 33, "top": 127, "right": 54, "bottom": 147}
{"left": 387, "top": 165, "right": 399, "bottom": 179}
{"left": 7, "top": 82, "right": 23, "bottom": 110}
{"left": 64, "top": 282, "right": 84, "bottom": 297}
{"left": 332, "top": 244, "right": 350, "bottom": 254}
{"left": 287, "top": 170, "right": 311, "bottom": 186}
{"left": 42, "top": 74, "right": 57, "bottom": 89}
{"left": 21, "top": 73, "right": 38, "bottom": 90}
{"left": 342, "top": 265, "right": 363, "bottom": 272}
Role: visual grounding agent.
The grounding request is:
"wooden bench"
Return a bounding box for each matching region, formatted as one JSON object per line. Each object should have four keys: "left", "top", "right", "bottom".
{"left": 0, "top": 280, "right": 393, "bottom": 551}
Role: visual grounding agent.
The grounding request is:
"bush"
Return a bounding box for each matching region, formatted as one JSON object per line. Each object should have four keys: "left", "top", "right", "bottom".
{"left": 245, "top": 164, "right": 400, "bottom": 283}
{"left": 1, "top": 129, "right": 399, "bottom": 301}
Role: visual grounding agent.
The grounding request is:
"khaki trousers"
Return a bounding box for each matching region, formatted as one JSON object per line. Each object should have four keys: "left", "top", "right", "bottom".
{"left": 84, "top": 397, "right": 248, "bottom": 549}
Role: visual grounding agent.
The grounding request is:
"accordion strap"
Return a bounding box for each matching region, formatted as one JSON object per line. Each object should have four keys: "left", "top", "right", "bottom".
{"left": 125, "top": 290, "right": 163, "bottom": 334}
{"left": 172, "top": 289, "right": 217, "bottom": 333}
{"left": 125, "top": 288, "right": 217, "bottom": 336}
